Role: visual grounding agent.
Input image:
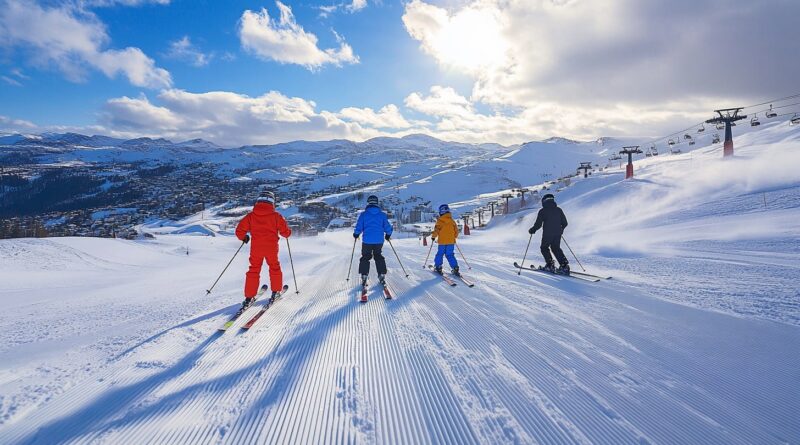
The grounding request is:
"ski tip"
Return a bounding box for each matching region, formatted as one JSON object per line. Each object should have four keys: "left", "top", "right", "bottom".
{"left": 283, "top": 285, "right": 289, "bottom": 291}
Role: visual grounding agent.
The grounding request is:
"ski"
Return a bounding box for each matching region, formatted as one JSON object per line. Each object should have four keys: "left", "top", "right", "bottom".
{"left": 452, "top": 273, "right": 475, "bottom": 288}
{"left": 570, "top": 270, "right": 612, "bottom": 280}
{"left": 380, "top": 280, "right": 393, "bottom": 299}
{"left": 513, "top": 263, "right": 600, "bottom": 282}
{"left": 428, "top": 265, "right": 457, "bottom": 286}
{"left": 219, "top": 284, "right": 269, "bottom": 331}
{"left": 241, "top": 285, "right": 290, "bottom": 330}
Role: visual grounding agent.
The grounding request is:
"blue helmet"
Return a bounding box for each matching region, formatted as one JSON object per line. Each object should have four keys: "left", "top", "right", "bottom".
{"left": 438, "top": 204, "right": 451, "bottom": 215}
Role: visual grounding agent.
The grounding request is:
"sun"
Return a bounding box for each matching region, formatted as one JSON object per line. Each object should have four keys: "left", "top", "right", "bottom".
{"left": 431, "top": 7, "right": 509, "bottom": 73}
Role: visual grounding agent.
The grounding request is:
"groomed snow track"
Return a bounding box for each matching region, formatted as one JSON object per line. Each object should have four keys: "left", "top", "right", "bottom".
{"left": 1, "top": 245, "right": 799, "bottom": 444}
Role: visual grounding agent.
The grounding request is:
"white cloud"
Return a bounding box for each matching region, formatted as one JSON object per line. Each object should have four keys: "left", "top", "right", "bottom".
{"left": 405, "top": 86, "right": 475, "bottom": 118}
{"left": 100, "top": 89, "right": 394, "bottom": 146}
{"left": 165, "top": 36, "right": 212, "bottom": 67}
{"left": 347, "top": 0, "right": 367, "bottom": 12}
{"left": 0, "top": 0, "right": 172, "bottom": 88}
{"left": 239, "top": 2, "right": 358, "bottom": 70}
{"left": 1, "top": 76, "right": 22, "bottom": 86}
{"left": 0, "top": 115, "right": 37, "bottom": 131}
{"left": 338, "top": 104, "right": 414, "bottom": 129}
{"left": 402, "top": 0, "right": 800, "bottom": 139}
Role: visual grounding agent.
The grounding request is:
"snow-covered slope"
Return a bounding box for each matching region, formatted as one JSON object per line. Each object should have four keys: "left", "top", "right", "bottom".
{"left": 1, "top": 120, "right": 799, "bottom": 444}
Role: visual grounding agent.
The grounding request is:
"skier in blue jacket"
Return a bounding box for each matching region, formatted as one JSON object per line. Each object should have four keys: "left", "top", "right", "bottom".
{"left": 353, "top": 195, "right": 393, "bottom": 286}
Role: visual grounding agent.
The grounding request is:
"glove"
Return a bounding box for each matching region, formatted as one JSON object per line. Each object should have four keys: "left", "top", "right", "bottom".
{"left": 243, "top": 234, "right": 250, "bottom": 244}
{"left": 528, "top": 227, "right": 536, "bottom": 235}
{"left": 431, "top": 236, "right": 436, "bottom": 242}
{"left": 385, "top": 234, "right": 391, "bottom": 241}
{"left": 353, "top": 233, "right": 360, "bottom": 239}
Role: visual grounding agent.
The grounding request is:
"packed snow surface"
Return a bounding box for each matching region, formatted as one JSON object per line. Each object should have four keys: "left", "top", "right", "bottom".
{"left": 1, "top": 122, "right": 799, "bottom": 444}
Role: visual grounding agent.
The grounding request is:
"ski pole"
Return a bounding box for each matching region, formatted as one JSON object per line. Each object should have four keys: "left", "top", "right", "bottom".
{"left": 285, "top": 237, "right": 300, "bottom": 293}
{"left": 422, "top": 237, "right": 435, "bottom": 269}
{"left": 455, "top": 242, "right": 472, "bottom": 270}
{"left": 387, "top": 239, "right": 410, "bottom": 278}
{"left": 517, "top": 233, "right": 533, "bottom": 275}
{"left": 561, "top": 236, "right": 586, "bottom": 272}
{"left": 206, "top": 239, "right": 245, "bottom": 295}
{"left": 346, "top": 237, "right": 357, "bottom": 281}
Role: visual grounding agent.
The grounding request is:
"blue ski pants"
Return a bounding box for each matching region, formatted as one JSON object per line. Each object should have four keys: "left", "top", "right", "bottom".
{"left": 434, "top": 244, "right": 458, "bottom": 269}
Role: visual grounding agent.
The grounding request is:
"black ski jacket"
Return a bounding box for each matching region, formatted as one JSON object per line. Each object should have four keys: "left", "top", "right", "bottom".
{"left": 530, "top": 200, "right": 568, "bottom": 239}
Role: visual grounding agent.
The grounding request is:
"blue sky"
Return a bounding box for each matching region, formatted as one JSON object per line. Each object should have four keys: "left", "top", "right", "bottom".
{"left": 1, "top": 0, "right": 798, "bottom": 146}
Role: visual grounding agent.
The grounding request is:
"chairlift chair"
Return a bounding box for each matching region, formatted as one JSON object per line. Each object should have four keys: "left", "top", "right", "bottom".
{"left": 791, "top": 113, "right": 800, "bottom": 125}
{"left": 766, "top": 105, "right": 778, "bottom": 119}
{"left": 712, "top": 134, "right": 721, "bottom": 144}
{"left": 688, "top": 139, "right": 695, "bottom": 146}
{"left": 683, "top": 133, "right": 692, "bottom": 140}
{"left": 697, "top": 124, "right": 705, "bottom": 133}
{"left": 668, "top": 138, "right": 675, "bottom": 146}
{"left": 750, "top": 116, "right": 761, "bottom": 127}
{"left": 716, "top": 123, "right": 725, "bottom": 130}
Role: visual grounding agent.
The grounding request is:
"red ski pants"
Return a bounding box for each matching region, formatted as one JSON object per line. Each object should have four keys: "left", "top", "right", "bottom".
{"left": 245, "top": 246, "right": 283, "bottom": 297}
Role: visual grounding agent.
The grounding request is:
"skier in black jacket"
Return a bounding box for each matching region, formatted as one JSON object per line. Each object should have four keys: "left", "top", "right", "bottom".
{"left": 528, "top": 193, "right": 570, "bottom": 274}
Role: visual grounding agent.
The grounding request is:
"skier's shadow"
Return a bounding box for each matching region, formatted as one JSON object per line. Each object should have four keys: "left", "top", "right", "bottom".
{"left": 112, "top": 305, "right": 236, "bottom": 360}
{"left": 20, "top": 287, "right": 358, "bottom": 445}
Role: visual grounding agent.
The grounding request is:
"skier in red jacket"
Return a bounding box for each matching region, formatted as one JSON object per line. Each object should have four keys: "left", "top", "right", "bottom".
{"left": 235, "top": 190, "right": 292, "bottom": 310}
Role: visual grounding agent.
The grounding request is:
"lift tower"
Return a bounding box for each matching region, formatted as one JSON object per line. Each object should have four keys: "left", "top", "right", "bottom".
{"left": 619, "top": 146, "right": 642, "bottom": 179}
{"left": 706, "top": 107, "right": 746, "bottom": 157}
{"left": 577, "top": 162, "right": 592, "bottom": 178}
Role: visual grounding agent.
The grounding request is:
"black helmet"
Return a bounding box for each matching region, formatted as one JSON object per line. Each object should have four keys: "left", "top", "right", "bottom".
{"left": 541, "top": 193, "right": 555, "bottom": 205}
{"left": 367, "top": 195, "right": 379, "bottom": 206}
{"left": 257, "top": 189, "right": 276, "bottom": 204}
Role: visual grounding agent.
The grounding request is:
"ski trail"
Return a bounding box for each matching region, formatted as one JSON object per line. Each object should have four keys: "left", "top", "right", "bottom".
{"left": 1, "top": 241, "right": 798, "bottom": 444}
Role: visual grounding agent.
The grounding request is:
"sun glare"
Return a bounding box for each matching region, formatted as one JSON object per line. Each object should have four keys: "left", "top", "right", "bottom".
{"left": 432, "top": 8, "right": 508, "bottom": 73}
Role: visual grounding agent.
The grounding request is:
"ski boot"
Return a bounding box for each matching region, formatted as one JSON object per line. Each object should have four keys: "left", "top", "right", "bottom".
{"left": 236, "top": 297, "right": 254, "bottom": 316}
{"left": 556, "top": 264, "right": 570, "bottom": 276}
{"left": 433, "top": 265, "right": 444, "bottom": 275}
{"left": 378, "top": 274, "right": 387, "bottom": 285}
{"left": 269, "top": 291, "right": 280, "bottom": 302}
{"left": 361, "top": 274, "right": 369, "bottom": 287}
{"left": 541, "top": 263, "right": 556, "bottom": 273}
{"left": 452, "top": 266, "right": 461, "bottom": 277}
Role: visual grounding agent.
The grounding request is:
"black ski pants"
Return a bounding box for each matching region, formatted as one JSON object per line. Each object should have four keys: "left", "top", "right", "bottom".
{"left": 541, "top": 234, "right": 568, "bottom": 267}
{"left": 359, "top": 243, "right": 387, "bottom": 276}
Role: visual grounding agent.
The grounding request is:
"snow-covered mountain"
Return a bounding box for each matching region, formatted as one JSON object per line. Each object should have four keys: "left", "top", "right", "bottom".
{"left": 1, "top": 117, "right": 798, "bottom": 443}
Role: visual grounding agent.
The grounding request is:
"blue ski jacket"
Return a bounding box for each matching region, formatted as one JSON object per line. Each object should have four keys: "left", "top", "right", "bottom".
{"left": 354, "top": 205, "right": 393, "bottom": 244}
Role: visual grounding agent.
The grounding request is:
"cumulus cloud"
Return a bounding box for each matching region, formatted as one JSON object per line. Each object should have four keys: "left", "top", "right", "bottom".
{"left": 239, "top": 2, "right": 358, "bottom": 70}
{"left": 338, "top": 104, "right": 414, "bottom": 129}
{"left": 402, "top": 0, "right": 800, "bottom": 139}
{"left": 100, "top": 89, "right": 394, "bottom": 146}
{"left": 81, "top": 0, "right": 170, "bottom": 6}
{"left": 0, "top": 115, "right": 37, "bottom": 131}
{"left": 0, "top": 0, "right": 172, "bottom": 88}
{"left": 165, "top": 36, "right": 212, "bottom": 67}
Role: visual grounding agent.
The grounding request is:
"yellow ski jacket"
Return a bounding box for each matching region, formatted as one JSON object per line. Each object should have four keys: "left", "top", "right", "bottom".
{"left": 432, "top": 213, "right": 459, "bottom": 244}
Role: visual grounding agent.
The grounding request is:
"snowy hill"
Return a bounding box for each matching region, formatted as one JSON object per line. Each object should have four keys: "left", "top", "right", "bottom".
{"left": 1, "top": 120, "right": 799, "bottom": 443}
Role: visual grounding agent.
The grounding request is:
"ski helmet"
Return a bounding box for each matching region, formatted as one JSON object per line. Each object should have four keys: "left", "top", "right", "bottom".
{"left": 257, "top": 189, "right": 276, "bottom": 204}
{"left": 367, "top": 195, "right": 379, "bottom": 206}
{"left": 438, "top": 204, "right": 451, "bottom": 215}
{"left": 541, "top": 193, "right": 555, "bottom": 205}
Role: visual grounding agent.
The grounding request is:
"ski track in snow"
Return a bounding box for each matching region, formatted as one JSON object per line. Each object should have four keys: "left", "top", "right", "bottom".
{"left": 0, "top": 236, "right": 798, "bottom": 444}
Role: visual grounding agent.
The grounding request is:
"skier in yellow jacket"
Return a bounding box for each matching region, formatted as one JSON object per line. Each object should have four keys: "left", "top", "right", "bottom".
{"left": 431, "top": 204, "right": 460, "bottom": 276}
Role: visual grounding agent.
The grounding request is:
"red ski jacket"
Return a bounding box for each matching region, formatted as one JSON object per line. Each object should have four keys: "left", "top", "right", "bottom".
{"left": 236, "top": 202, "right": 291, "bottom": 245}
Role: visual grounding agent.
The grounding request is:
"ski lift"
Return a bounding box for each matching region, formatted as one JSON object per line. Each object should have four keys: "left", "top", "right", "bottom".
{"left": 766, "top": 105, "right": 778, "bottom": 119}
{"left": 791, "top": 113, "right": 800, "bottom": 125}
{"left": 697, "top": 124, "right": 705, "bottom": 133}
{"left": 715, "top": 122, "right": 725, "bottom": 130}
{"left": 683, "top": 133, "right": 692, "bottom": 140}
{"left": 750, "top": 115, "right": 761, "bottom": 127}
{"left": 668, "top": 138, "right": 675, "bottom": 146}
{"left": 688, "top": 139, "right": 695, "bottom": 146}
{"left": 712, "top": 134, "right": 721, "bottom": 144}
